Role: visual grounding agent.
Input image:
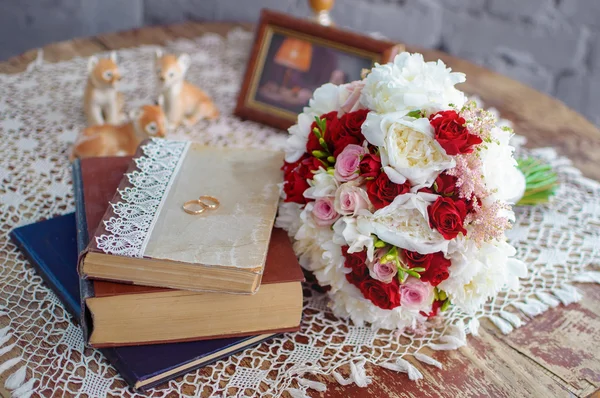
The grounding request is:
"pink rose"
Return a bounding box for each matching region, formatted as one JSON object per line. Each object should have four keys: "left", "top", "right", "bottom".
{"left": 334, "top": 183, "right": 371, "bottom": 216}
{"left": 334, "top": 144, "right": 365, "bottom": 182}
{"left": 311, "top": 197, "right": 340, "bottom": 227}
{"left": 368, "top": 249, "right": 398, "bottom": 283}
{"left": 400, "top": 278, "right": 434, "bottom": 311}
{"left": 340, "top": 80, "right": 366, "bottom": 114}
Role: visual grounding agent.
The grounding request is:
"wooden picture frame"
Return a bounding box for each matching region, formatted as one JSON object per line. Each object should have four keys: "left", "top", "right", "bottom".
{"left": 235, "top": 9, "right": 401, "bottom": 131}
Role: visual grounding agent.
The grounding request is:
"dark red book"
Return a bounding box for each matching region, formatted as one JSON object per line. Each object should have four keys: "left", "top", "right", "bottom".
{"left": 74, "top": 157, "right": 303, "bottom": 347}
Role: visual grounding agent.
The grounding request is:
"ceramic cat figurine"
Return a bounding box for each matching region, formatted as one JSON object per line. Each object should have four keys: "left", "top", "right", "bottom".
{"left": 84, "top": 51, "right": 125, "bottom": 126}
{"left": 155, "top": 49, "right": 219, "bottom": 128}
{"left": 70, "top": 103, "right": 166, "bottom": 160}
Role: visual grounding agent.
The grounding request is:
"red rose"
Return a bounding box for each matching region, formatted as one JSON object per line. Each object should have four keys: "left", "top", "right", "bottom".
{"left": 283, "top": 172, "right": 310, "bottom": 204}
{"left": 346, "top": 264, "right": 370, "bottom": 287}
{"left": 366, "top": 172, "right": 410, "bottom": 209}
{"left": 359, "top": 153, "right": 382, "bottom": 178}
{"left": 428, "top": 197, "right": 468, "bottom": 239}
{"left": 342, "top": 246, "right": 369, "bottom": 286}
{"left": 342, "top": 246, "right": 367, "bottom": 270}
{"left": 420, "top": 253, "right": 451, "bottom": 286}
{"left": 330, "top": 109, "right": 368, "bottom": 157}
{"left": 421, "top": 299, "right": 444, "bottom": 317}
{"left": 282, "top": 155, "right": 322, "bottom": 180}
{"left": 430, "top": 110, "right": 482, "bottom": 155}
{"left": 402, "top": 250, "right": 433, "bottom": 270}
{"left": 306, "top": 111, "right": 339, "bottom": 154}
{"left": 359, "top": 278, "right": 401, "bottom": 310}
{"left": 433, "top": 173, "right": 458, "bottom": 196}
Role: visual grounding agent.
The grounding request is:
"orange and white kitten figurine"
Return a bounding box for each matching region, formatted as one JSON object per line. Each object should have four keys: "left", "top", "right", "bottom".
{"left": 84, "top": 51, "right": 125, "bottom": 126}
{"left": 70, "top": 102, "right": 166, "bottom": 160}
{"left": 155, "top": 49, "right": 219, "bottom": 128}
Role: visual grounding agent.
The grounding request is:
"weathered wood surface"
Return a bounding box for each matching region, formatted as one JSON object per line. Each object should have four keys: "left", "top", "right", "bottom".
{"left": 1, "top": 22, "right": 599, "bottom": 398}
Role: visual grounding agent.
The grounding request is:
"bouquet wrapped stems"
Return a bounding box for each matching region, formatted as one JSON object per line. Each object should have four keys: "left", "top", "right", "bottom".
{"left": 517, "top": 158, "right": 558, "bottom": 206}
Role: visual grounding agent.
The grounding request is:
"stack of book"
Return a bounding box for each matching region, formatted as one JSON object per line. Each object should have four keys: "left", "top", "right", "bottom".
{"left": 10, "top": 138, "right": 304, "bottom": 390}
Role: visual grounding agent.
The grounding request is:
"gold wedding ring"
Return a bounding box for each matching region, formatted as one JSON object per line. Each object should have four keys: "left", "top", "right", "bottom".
{"left": 198, "top": 195, "right": 220, "bottom": 210}
{"left": 182, "top": 195, "right": 220, "bottom": 215}
{"left": 183, "top": 200, "right": 208, "bottom": 215}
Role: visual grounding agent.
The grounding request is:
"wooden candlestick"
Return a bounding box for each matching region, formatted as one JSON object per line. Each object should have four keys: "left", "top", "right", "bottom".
{"left": 309, "top": 0, "right": 335, "bottom": 26}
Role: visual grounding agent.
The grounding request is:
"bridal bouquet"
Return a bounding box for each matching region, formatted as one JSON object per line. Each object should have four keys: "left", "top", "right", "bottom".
{"left": 276, "top": 52, "right": 528, "bottom": 330}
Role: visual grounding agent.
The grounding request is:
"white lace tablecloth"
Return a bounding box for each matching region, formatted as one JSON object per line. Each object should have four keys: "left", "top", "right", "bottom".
{"left": 0, "top": 29, "right": 599, "bottom": 398}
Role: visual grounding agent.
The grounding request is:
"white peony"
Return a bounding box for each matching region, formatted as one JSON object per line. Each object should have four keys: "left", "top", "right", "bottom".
{"left": 284, "top": 84, "right": 350, "bottom": 163}
{"left": 362, "top": 112, "right": 455, "bottom": 186}
{"left": 440, "top": 238, "right": 527, "bottom": 313}
{"left": 361, "top": 52, "right": 467, "bottom": 115}
{"left": 480, "top": 126, "right": 526, "bottom": 204}
{"left": 357, "top": 193, "right": 450, "bottom": 254}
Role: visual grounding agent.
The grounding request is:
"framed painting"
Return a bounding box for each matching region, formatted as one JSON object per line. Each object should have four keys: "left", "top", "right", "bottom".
{"left": 235, "top": 9, "right": 402, "bottom": 130}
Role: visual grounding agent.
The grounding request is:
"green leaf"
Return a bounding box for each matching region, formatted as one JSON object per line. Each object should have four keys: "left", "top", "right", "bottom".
{"left": 405, "top": 269, "right": 421, "bottom": 278}
{"left": 397, "top": 269, "right": 406, "bottom": 283}
{"left": 438, "top": 290, "right": 447, "bottom": 301}
{"left": 440, "top": 299, "right": 451, "bottom": 312}
{"left": 374, "top": 240, "right": 386, "bottom": 248}
{"left": 407, "top": 109, "right": 423, "bottom": 119}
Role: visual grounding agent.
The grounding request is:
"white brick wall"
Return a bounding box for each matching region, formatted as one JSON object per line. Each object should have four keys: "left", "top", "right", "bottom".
{"left": 0, "top": 0, "right": 598, "bottom": 125}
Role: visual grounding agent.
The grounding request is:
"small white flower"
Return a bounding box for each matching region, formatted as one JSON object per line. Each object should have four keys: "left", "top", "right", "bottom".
{"left": 304, "top": 169, "right": 338, "bottom": 199}
{"left": 362, "top": 112, "right": 455, "bottom": 186}
{"left": 275, "top": 202, "right": 303, "bottom": 238}
{"left": 285, "top": 113, "right": 315, "bottom": 163}
{"left": 333, "top": 216, "right": 376, "bottom": 260}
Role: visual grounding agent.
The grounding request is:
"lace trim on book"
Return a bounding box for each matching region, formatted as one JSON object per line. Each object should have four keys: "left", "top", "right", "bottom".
{"left": 95, "top": 138, "right": 190, "bottom": 257}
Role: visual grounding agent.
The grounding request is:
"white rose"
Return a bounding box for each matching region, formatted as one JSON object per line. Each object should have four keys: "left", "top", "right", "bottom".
{"left": 304, "top": 169, "right": 338, "bottom": 199}
{"left": 480, "top": 126, "right": 525, "bottom": 204}
{"left": 334, "top": 182, "right": 371, "bottom": 216}
{"left": 357, "top": 193, "right": 449, "bottom": 254}
{"left": 361, "top": 52, "right": 467, "bottom": 115}
{"left": 362, "top": 112, "right": 455, "bottom": 186}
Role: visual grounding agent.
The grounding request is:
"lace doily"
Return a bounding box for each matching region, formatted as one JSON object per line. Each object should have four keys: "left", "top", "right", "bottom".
{"left": 0, "top": 29, "right": 598, "bottom": 398}
{"left": 96, "top": 138, "right": 190, "bottom": 257}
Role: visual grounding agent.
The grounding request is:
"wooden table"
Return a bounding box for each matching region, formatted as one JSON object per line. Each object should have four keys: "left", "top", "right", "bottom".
{"left": 2, "top": 22, "right": 599, "bottom": 398}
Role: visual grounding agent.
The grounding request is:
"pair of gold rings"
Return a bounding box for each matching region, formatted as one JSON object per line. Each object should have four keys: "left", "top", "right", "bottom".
{"left": 182, "top": 195, "right": 220, "bottom": 215}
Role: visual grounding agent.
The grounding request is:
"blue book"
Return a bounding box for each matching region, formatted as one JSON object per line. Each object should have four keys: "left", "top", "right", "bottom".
{"left": 9, "top": 157, "right": 279, "bottom": 390}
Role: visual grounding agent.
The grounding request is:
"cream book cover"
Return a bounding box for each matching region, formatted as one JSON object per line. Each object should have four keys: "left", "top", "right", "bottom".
{"left": 79, "top": 138, "right": 284, "bottom": 294}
